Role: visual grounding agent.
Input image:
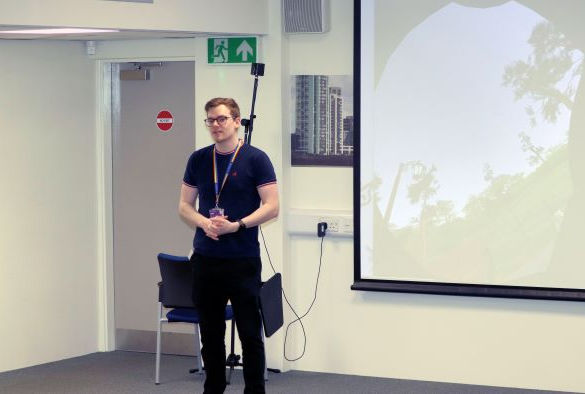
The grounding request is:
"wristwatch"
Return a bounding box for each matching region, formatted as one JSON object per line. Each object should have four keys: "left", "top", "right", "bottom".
{"left": 237, "top": 219, "right": 247, "bottom": 231}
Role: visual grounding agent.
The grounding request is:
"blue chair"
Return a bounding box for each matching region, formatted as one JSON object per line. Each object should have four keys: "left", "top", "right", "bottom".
{"left": 155, "top": 253, "right": 235, "bottom": 385}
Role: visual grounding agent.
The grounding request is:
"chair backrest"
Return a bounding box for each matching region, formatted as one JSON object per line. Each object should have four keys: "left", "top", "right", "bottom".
{"left": 157, "top": 253, "right": 195, "bottom": 309}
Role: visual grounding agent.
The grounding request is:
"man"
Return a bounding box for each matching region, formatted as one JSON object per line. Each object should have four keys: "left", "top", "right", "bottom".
{"left": 178, "top": 97, "right": 279, "bottom": 394}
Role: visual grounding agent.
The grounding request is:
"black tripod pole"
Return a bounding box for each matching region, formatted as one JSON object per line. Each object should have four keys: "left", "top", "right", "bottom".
{"left": 243, "top": 62, "right": 264, "bottom": 145}
{"left": 225, "top": 62, "right": 281, "bottom": 378}
{"left": 244, "top": 75, "right": 259, "bottom": 145}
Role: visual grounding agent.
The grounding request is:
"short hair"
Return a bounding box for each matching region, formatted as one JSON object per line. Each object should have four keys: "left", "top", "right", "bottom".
{"left": 204, "top": 97, "right": 241, "bottom": 118}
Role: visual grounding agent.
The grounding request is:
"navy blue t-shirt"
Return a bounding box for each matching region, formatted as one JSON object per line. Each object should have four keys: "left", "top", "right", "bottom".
{"left": 183, "top": 142, "right": 277, "bottom": 258}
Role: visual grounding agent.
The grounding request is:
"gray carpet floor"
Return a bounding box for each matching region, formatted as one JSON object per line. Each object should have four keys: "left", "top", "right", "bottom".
{"left": 0, "top": 351, "right": 575, "bottom": 394}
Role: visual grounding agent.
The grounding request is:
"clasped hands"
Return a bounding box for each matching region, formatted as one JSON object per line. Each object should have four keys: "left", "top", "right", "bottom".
{"left": 203, "top": 216, "right": 238, "bottom": 241}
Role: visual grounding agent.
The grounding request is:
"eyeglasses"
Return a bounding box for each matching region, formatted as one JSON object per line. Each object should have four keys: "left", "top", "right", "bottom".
{"left": 204, "top": 116, "right": 234, "bottom": 127}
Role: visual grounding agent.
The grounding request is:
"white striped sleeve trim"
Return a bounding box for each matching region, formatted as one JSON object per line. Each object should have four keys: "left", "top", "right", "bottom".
{"left": 257, "top": 181, "right": 277, "bottom": 189}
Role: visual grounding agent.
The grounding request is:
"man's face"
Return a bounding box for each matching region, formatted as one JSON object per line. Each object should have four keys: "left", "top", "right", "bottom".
{"left": 206, "top": 104, "right": 240, "bottom": 144}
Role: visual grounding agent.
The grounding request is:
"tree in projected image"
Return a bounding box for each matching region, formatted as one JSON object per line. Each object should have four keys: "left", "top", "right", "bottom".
{"left": 405, "top": 161, "right": 439, "bottom": 263}
{"left": 362, "top": 175, "right": 383, "bottom": 270}
{"left": 503, "top": 21, "right": 582, "bottom": 125}
{"left": 361, "top": 175, "right": 382, "bottom": 207}
{"left": 375, "top": 161, "right": 459, "bottom": 279}
{"left": 371, "top": 165, "right": 433, "bottom": 279}
{"left": 388, "top": 147, "right": 571, "bottom": 283}
{"left": 461, "top": 146, "right": 570, "bottom": 282}
{"left": 383, "top": 139, "right": 571, "bottom": 283}
{"left": 518, "top": 131, "right": 546, "bottom": 166}
{"left": 500, "top": 19, "right": 583, "bottom": 283}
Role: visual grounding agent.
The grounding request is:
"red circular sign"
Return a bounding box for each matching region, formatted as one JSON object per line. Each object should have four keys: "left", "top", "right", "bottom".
{"left": 156, "top": 110, "right": 173, "bottom": 132}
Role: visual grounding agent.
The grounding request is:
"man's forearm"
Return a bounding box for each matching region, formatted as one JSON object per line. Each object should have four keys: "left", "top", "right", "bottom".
{"left": 240, "top": 202, "right": 279, "bottom": 228}
{"left": 179, "top": 201, "right": 209, "bottom": 230}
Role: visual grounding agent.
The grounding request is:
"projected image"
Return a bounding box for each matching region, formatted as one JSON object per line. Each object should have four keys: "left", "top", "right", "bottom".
{"left": 360, "top": 1, "right": 585, "bottom": 289}
{"left": 291, "top": 75, "right": 353, "bottom": 166}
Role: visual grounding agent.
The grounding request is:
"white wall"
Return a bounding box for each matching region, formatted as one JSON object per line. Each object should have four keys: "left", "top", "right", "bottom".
{"left": 285, "top": 1, "right": 585, "bottom": 393}
{"left": 0, "top": 0, "right": 267, "bottom": 35}
{"left": 0, "top": 40, "right": 98, "bottom": 372}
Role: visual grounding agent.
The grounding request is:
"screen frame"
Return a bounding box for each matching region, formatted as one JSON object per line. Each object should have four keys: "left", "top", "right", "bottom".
{"left": 351, "top": 0, "right": 585, "bottom": 302}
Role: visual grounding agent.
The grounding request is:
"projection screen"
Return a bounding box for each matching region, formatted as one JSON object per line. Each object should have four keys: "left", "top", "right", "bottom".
{"left": 352, "top": 0, "right": 585, "bottom": 300}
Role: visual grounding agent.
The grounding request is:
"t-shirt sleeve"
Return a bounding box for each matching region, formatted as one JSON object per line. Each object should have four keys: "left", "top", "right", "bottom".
{"left": 183, "top": 151, "right": 198, "bottom": 188}
{"left": 253, "top": 150, "right": 277, "bottom": 188}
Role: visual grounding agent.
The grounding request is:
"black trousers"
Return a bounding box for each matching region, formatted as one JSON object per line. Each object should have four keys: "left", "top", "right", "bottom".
{"left": 191, "top": 253, "right": 266, "bottom": 394}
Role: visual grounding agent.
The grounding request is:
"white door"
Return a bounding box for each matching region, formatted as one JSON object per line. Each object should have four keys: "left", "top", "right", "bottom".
{"left": 112, "top": 61, "right": 196, "bottom": 353}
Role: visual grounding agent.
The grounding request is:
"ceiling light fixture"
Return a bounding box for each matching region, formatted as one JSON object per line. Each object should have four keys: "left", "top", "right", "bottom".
{"left": 0, "top": 28, "right": 120, "bottom": 35}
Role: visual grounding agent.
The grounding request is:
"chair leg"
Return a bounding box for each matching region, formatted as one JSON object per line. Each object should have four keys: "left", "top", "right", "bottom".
{"left": 191, "top": 323, "right": 203, "bottom": 375}
{"left": 261, "top": 322, "right": 268, "bottom": 382}
{"left": 226, "top": 318, "right": 239, "bottom": 385}
{"left": 155, "top": 302, "right": 163, "bottom": 385}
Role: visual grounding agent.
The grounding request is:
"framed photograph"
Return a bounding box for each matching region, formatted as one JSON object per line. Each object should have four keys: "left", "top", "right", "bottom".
{"left": 291, "top": 75, "right": 353, "bottom": 167}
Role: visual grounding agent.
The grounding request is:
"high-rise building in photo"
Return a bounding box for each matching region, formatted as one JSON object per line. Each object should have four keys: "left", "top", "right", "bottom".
{"left": 329, "top": 86, "right": 343, "bottom": 155}
{"left": 294, "top": 75, "right": 329, "bottom": 154}
{"left": 342, "top": 115, "right": 354, "bottom": 155}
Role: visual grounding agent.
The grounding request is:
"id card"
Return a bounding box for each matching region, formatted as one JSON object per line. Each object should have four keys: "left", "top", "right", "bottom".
{"left": 209, "top": 207, "right": 225, "bottom": 217}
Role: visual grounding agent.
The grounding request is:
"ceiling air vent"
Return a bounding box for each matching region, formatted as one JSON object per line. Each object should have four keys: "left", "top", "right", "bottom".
{"left": 283, "top": 0, "right": 330, "bottom": 33}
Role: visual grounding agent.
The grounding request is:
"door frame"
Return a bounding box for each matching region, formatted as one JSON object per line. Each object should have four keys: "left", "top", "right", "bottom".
{"left": 95, "top": 56, "right": 196, "bottom": 351}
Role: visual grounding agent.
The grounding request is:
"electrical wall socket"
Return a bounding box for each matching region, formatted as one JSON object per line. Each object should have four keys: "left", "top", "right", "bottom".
{"left": 288, "top": 209, "right": 353, "bottom": 238}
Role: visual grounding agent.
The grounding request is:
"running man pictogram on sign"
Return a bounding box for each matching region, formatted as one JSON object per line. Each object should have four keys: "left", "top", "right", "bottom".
{"left": 213, "top": 39, "right": 228, "bottom": 63}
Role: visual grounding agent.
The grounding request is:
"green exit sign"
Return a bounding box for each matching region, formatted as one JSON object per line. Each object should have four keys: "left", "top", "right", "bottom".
{"left": 207, "top": 37, "right": 257, "bottom": 64}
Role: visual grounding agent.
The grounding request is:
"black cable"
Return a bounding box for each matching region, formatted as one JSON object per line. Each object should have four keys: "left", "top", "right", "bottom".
{"left": 260, "top": 226, "right": 326, "bottom": 361}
